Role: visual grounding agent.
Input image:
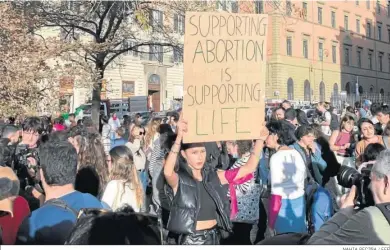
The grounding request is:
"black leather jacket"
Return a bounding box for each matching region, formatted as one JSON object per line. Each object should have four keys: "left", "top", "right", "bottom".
{"left": 166, "top": 165, "right": 232, "bottom": 235}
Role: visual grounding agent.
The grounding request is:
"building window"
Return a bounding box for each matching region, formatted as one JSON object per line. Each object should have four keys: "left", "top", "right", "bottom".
{"left": 286, "top": 0, "right": 292, "bottom": 16}
{"left": 388, "top": 56, "right": 390, "bottom": 72}
{"left": 332, "top": 45, "right": 337, "bottom": 63}
{"left": 255, "top": 0, "right": 264, "bottom": 14}
{"left": 319, "top": 42, "right": 323, "bottom": 61}
{"left": 123, "top": 40, "right": 139, "bottom": 57}
{"left": 174, "top": 14, "right": 185, "bottom": 34}
{"left": 388, "top": 28, "right": 390, "bottom": 43}
{"left": 388, "top": 2, "right": 390, "bottom": 16}
{"left": 149, "top": 45, "right": 163, "bottom": 62}
{"left": 357, "top": 50, "right": 362, "bottom": 67}
{"left": 287, "top": 37, "right": 292, "bottom": 56}
{"left": 303, "top": 2, "right": 307, "bottom": 20}
{"left": 331, "top": 11, "right": 336, "bottom": 28}
{"left": 231, "top": 0, "right": 238, "bottom": 13}
{"left": 356, "top": 19, "right": 360, "bottom": 33}
{"left": 344, "top": 47, "right": 350, "bottom": 66}
{"left": 368, "top": 51, "right": 373, "bottom": 69}
{"left": 173, "top": 47, "right": 183, "bottom": 63}
{"left": 367, "top": 22, "right": 372, "bottom": 37}
{"left": 318, "top": 7, "right": 323, "bottom": 24}
{"left": 379, "top": 52, "right": 384, "bottom": 71}
{"left": 150, "top": 9, "right": 163, "bottom": 30}
{"left": 367, "top": 0, "right": 370, "bottom": 9}
{"left": 344, "top": 15, "right": 349, "bottom": 30}
{"left": 388, "top": 3, "right": 390, "bottom": 17}
{"left": 303, "top": 40, "right": 308, "bottom": 59}
{"left": 378, "top": 23, "right": 382, "bottom": 40}
{"left": 377, "top": 0, "right": 381, "bottom": 14}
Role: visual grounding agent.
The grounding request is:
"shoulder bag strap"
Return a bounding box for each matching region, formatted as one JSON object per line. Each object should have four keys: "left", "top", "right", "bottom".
{"left": 44, "top": 198, "right": 79, "bottom": 218}
{"left": 376, "top": 203, "right": 390, "bottom": 225}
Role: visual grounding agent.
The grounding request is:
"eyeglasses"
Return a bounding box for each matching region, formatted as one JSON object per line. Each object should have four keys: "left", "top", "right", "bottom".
{"left": 139, "top": 132, "right": 145, "bottom": 135}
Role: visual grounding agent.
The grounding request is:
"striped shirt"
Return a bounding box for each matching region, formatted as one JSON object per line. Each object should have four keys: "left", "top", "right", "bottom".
{"left": 227, "top": 153, "right": 252, "bottom": 197}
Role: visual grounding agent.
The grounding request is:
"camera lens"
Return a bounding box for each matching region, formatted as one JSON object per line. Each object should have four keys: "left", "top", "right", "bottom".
{"left": 337, "top": 165, "right": 360, "bottom": 188}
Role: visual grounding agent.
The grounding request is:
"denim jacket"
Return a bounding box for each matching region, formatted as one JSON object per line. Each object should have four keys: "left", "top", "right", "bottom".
{"left": 290, "top": 142, "right": 327, "bottom": 185}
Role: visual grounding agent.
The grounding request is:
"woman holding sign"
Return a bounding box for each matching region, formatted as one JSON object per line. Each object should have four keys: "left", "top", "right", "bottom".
{"left": 163, "top": 115, "right": 269, "bottom": 245}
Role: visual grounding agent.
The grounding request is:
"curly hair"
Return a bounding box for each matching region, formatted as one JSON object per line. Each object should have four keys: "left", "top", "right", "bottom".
{"left": 144, "top": 118, "right": 161, "bottom": 150}
{"left": 266, "top": 120, "right": 296, "bottom": 146}
{"left": 78, "top": 132, "right": 109, "bottom": 197}
{"left": 109, "top": 146, "right": 144, "bottom": 210}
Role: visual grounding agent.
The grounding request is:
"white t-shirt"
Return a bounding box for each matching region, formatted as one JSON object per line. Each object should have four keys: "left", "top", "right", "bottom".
{"left": 101, "top": 180, "right": 141, "bottom": 212}
{"left": 321, "top": 111, "right": 332, "bottom": 136}
{"left": 269, "top": 149, "right": 306, "bottom": 199}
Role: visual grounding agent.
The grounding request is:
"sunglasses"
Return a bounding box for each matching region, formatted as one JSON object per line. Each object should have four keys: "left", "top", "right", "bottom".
{"left": 139, "top": 131, "right": 145, "bottom": 135}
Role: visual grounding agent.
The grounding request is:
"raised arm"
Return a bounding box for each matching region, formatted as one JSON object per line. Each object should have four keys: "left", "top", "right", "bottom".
{"left": 163, "top": 118, "right": 186, "bottom": 193}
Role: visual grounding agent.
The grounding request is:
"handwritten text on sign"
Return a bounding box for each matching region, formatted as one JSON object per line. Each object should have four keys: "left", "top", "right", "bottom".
{"left": 183, "top": 12, "right": 268, "bottom": 143}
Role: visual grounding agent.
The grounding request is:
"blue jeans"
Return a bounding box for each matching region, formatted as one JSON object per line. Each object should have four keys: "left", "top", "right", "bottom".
{"left": 274, "top": 196, "right": 307, "bottom": 234}
{"left": 138, "top": 170, "right": 148, "bottom": 193}
{"left": 306, "top": 184, "right": 333, "bottom": 232}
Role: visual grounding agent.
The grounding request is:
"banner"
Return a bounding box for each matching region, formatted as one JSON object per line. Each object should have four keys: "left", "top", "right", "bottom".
{"left": 183, "top": 12, "right": 268, "bottom": 143}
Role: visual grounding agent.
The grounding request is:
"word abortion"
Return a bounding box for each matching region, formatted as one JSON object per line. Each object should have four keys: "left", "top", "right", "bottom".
{"left": 188, "top": 14, "right": 266, "bottom": 64}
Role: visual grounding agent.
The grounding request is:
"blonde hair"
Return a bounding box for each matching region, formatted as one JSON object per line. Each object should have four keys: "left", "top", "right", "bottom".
{"left": 109, "top": 146, "right": 144, "bottom": 210}
{"left": 144, "top": 118, "right": 161, "bottom": 149}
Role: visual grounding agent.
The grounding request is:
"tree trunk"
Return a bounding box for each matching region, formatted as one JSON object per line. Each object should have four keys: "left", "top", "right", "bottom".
{"left": 92, "top": 63, "right": 104, "bottom": 131}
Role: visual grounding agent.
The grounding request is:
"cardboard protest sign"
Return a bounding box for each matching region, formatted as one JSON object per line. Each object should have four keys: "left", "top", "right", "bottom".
{"left": 183, "top": 12, "right": 268, "bottom": 143}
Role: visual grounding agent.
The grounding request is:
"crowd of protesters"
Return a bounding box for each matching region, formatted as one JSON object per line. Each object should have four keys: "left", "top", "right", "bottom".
{"left": 0, "top": 100, "right": 389, "bottom": 245}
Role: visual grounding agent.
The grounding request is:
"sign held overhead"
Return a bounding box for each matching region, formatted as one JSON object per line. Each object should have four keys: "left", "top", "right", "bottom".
{"left": 183, "top": 12, "right": 268, "bottom": 143}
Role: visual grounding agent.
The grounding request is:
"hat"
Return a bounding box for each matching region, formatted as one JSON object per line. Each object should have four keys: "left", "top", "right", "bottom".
{"left": 0, "top": 167, "right": 20, "bottom": 217}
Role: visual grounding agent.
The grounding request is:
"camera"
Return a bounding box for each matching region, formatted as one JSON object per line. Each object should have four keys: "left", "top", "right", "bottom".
{"left": 337, "top": 165, "right": 374, "bottom": 208}
{"left": 13, "top": 144, "right": 40, "bottom": 190}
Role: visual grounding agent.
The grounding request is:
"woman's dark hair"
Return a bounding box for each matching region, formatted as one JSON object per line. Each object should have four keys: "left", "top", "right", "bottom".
{"left": 295, "top": 109, "right": 309, "bottom": 126}
{"left": 78, "top": 133, "right": 109, "bottom": 197}
{"left": 295, "top": 125, "right": 315, "bottom": 141}
{"left": 236, "top": 140, "right": 253, "bottom": 157}
{"left": 266, "top": 120, "right": 295, "bottom": 146}
{"left": 65, "top": 206, "right": 161, "bottom": 245}
{"left": 358, "top": 118, "right": 374, "bottom": 131}
{"left": 158, "top": 124, "right": 173, "bottom": 135}
{"left": 362, "top": 143, "right": 385, "bottom": 163}
{"left": 182, "top": 143, "right": 205, "bottom": 151}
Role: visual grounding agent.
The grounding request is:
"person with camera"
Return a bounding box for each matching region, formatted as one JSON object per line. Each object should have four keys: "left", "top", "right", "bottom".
{"left": 307, "top": 150, "right": 390, "bottom": 244}
{"left": 16, "top": 140, "right": 106, "bottom": 245}
{"left": 13, "top": 117, "right": 45, "bottom": 211}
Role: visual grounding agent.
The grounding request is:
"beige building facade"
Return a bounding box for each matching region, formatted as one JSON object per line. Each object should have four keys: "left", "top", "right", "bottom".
{"left": 240, "top": 0, "right": 390, "bottom": 103}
